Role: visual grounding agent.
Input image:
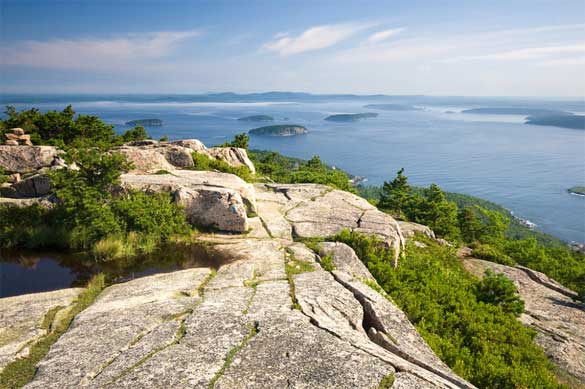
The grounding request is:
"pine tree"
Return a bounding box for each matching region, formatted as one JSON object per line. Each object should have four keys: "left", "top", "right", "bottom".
{"left": 379, "top": 168, "right": 411, "bottom": 218}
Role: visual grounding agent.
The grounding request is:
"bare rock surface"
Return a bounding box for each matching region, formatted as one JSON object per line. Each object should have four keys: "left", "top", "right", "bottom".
{"left": 0, "top": 288, "right": 82, "bottom": 372}
{"left": 9, "top": 232, "right": 471, "bottom": 388}
{"left": 462, "top": 256, "right": 585, "bottom": 383}
{"left": 0, "top": 146, "right": 61, "bottom": 174}
{"left": 398, "top": 221, "right": 436, "bottom": 240}
{"left": 208, "top": 146, "right": 256, "bottom": 174}
{"left": 318, "top": 241, "right": 374, "bottom": 281}
{"left": 255, "top": 183, "right": 404, "bottom": 261}
{"left": 115, "top": 140, "right": 256, "bottom": 174}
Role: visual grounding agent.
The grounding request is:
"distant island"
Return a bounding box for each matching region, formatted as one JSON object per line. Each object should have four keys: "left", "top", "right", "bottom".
{"left": 248, "top": 124, "right": 308, "bottom": 137}
{"left": 324, "top": 113, "right": 378, "bottom": 122}
{"left": 461, "top": 108, "right": 567, "bottom": 116}
{"left": 526, "top": 114, "right": 585, "bottom": 130}
{"left": 238, "top": 115, "right": 274, "bottom": 122}
{"left": 363, "top": 104, "right": 421, "bottom": 111}
{"left": 125, "top": 118, "right": 163, "bottom": 126}
{"left": 568, "top": 186, "right": 585, "bottom": 196}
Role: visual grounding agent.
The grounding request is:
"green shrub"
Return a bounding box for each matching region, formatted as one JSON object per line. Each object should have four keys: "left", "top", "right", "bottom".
{"left": 219, "top": 133, "right": 249, "bottom": 149}
{"left": 191, "top": 152, "right": 253, "bottom": 182}
{"left": 471, "top": 243, "right": 515, "bottom": 266}
{"left": 475, "top": 270, "right": 525, "bottom": 316}
{"left": 121, "top": 126, "right": 148, "bottom": 142}
{"left": 319, "top": 253, "right": 336, "bottom": 271}
{"left": 339, "top": 235, "right": 561, "bottom": 388}
{"left": 0, "top": 167, "right": 8, "bottom": 185}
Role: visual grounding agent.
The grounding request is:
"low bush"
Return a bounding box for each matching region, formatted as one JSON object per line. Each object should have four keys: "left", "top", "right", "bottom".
{"left": 334, "top": 230, "right": 561, "bottom": 388}
{"left": 191, "top": 152, "right": 253, "bottom": 182}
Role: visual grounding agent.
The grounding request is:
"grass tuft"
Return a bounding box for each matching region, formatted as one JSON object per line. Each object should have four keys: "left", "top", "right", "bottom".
{"left": 0, "top": 274, "right": 106, "bottom": 388}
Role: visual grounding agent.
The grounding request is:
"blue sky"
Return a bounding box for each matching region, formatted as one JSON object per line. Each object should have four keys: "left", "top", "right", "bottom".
{"left": 1, "top": 0, "right": 584, "bottom": 96}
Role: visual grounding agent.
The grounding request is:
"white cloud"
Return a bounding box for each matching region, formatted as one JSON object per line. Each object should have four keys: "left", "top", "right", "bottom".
{"left": 367, "top": 28, "right": 404, "bottom": 43}
{"left": 261, "top": 22, "right": 373, "bottom": 56}
{"left": 442, "top": 44, "right": 585, "bottom": 63}
{"left": 0, "top": 30, "right": 201, "bottom": 70}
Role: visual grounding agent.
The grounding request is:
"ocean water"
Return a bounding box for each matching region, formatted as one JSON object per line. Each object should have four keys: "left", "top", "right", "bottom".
{"left": 2, "top": 96, "right": 584, "bottom": 243}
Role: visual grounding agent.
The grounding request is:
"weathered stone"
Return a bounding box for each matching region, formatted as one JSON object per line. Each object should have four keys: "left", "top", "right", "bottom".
{"left": 170, "top": 139, "right": 208, "bottom": 153}
{"left": 121, "top": 170, "right": 257, "bottom": 212}
{"left": 263, "top": 183, "right": 403, "bottom": 260}
{"left": 4, "top": 140, "right": 18, "bottom": 146}
{"left": 0, "top": 146, "right": 61, "bottom": 174}
{"left": 0, "top": 288, "right": 82, "bottom": 372}
{"left": 462, "top": 256, "right": 585, "bottom": 382}
{"left": 175, "top": 186, "right": 249, "bottom": 232}
{"left": 319, "top": 242, "right": 374, "bottom": 281}
{"left": 398, "top": 221, "right": 436, "bottom": 240}
{"left": 208, "top": 147, "right": 256, "bottom": 174}
{"left": 7, "top": 174, "right": 51, "bottom": 198}
{"left": 10, "top": 128, "right": 25, "bottom": 136}
{"left": 0, "top": 196, "right": 55, "bottom": 208}
{"left": 26, "top": 269, "right": 211, "bottom": 388}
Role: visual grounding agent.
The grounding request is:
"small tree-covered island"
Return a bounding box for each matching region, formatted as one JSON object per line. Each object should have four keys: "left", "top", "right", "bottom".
{"left": 0, "top": 106, "right": 584, "bottom": 389}
{"left": 248, "top": 124, "right": 308, "bottom": 136}
{"left": 324, "top": 113, "right": 378, "bottom": 122}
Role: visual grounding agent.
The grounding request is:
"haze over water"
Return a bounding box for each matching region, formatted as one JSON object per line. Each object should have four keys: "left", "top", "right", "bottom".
{"left": 2, "top": 94, "right": 584, "bottom": 243}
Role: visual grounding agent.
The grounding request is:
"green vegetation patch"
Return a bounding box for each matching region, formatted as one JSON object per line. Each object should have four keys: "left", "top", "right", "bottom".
{"left": 337, "top": 231, "right": 563, "bottom": 388}
{"left": 377, "top": 372, "right": 395, "bottom": 389}
{"left": 318, "top": 253, "right": 336, "bottom": 272}
{"left": 362, "top": 168, "right": 585, "bottom": 300}
{"left": 0, "top": 274, "right": 106, "bottom": 388}
{"left": 191, "top": 152, "right": 253, "bottom": 182}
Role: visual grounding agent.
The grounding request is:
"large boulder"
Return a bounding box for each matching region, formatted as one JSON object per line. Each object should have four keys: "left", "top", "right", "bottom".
{"left": 207, "top": 147, "right": 256, "bottom": 174}
{"left": 114, "top": 144, "right": 193, "bottom": 173}
{"left": 1, "top": 174, "right": 51, "bottom": 198}
{"left": 119, "top": 171, "right": 257, "bottom": 233}
{"left": 398, "top": 221, "right": 435, "bottom": 240}
{"left": 0, "top": 146, "right": 61, "bottom": 174}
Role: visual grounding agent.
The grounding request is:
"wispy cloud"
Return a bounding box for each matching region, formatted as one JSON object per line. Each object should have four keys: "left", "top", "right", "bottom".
{"left": 442, "top": 44, "right": 585, "bottom": 63}
{"left": 261, "top": 22, "right": 373, "bottom": 56}
{"left": 0, "top": 30, "right": 201, "bottom": 70}
{"left": 367, "top": 28, "right": 404, "bottom": 43}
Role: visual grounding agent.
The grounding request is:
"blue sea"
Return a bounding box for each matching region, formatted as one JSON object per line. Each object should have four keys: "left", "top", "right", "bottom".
{"left": 2, "top": 94, "right": 584, "bottom": 243}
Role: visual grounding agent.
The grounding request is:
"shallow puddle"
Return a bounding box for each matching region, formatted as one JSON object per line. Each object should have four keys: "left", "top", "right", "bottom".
{"left": 0, "top": 242, "right": 231, "bottom": 298}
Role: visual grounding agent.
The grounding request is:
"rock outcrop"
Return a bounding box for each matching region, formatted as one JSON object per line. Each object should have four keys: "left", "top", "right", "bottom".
{"left": 120, "top": 171, "right": 257, "bottom": 233}
{"left": 462, "top": 254, "right": 585, "bottom": 383}
{"left": 9, "top": 228, "right": 472, "bottom": 388}
{"left": 0, "top": 146, "right": 62, "bottom": 174}
{"left": 0, "top": 288, "right": 82, "bottom": 371}
{"left": 114, "top": 140, "right": 255, "bottom": 174}
{"left": 3, "top": 128, "right": 32, "bottom": 146}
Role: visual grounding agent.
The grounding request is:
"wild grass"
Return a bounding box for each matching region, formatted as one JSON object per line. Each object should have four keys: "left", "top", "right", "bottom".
{"left": 0, "top": 274, "right": 106, "bottom": 388}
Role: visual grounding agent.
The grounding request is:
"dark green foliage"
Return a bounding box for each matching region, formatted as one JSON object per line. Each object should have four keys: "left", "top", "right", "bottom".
{"left": 121, "top": 126, "right": 148, "bottom": 142}
{"left": 361, "top": 171, "right": 585, "bottom": 299}
{"left": 1, "top": 105, "right": 153, "bottom": 149}
{"left": 378, "top": 168, "right": 410, "bottom": 217}
{"left": 475, "top": 270, "right": 525, "bottom": 316}
{"left": 1, "top": 105, "right": 121, "bottom": 148}
{"left": 0, "top": 166, "right": 8, "bottom": 184}
{"left": 159, "top": 135, "right": 169, "bottom": 142}
{"left": 249, "top": 150, "right": 355, "bottom": 192}
{"left": 471, "top": 243, "right": 515, "bottom": 266}
{"left": 191, "top": 152, "right": 253, "bottom": 182}
{"left": 337, "top": 231, "right": 562, "bottom": 388}
{"left": 0, "top": 149, "right": 190, "bottom": 255}
{"left": 111, "top": 191, "right": 189, "bottom": 239}
{"left": 219, "top": 133, "right": 249, "bottom": 149}
{"left": 0, "top": 205, "right": 66, "bottom": 249}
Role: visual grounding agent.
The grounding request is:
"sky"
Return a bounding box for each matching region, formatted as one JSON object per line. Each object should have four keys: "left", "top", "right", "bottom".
{"left": 0, "top": 0, "right": 584, "bottom": 97}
